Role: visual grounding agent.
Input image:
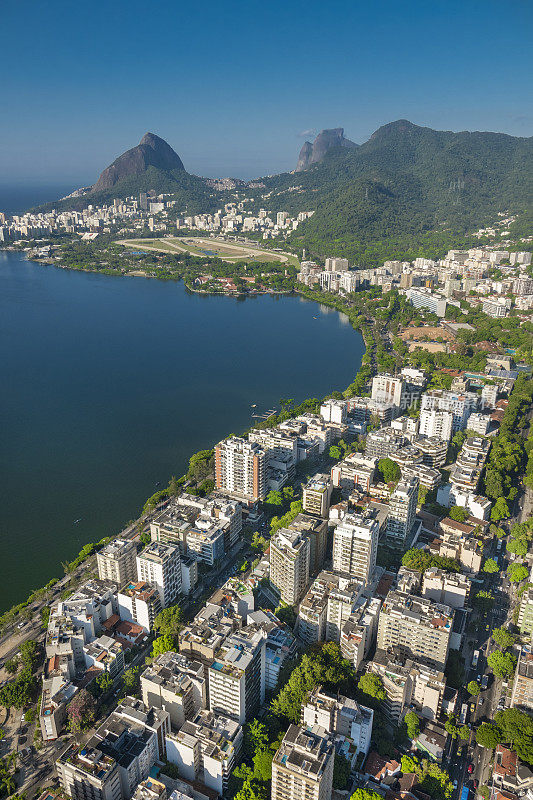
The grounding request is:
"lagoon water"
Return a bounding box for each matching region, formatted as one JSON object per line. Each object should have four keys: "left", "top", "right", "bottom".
{"left": 0, "top": 250, "right": 364, "bottom": 611}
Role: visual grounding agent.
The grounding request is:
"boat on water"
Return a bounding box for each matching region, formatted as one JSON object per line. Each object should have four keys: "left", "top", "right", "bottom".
{"left": 251, "top": 404, "right": 256, "bottom": 408}
{"left": 74, "top": 518, "right": 82, "bottom": 524}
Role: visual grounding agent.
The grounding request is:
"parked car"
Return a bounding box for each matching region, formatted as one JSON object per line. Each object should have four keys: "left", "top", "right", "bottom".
{"left": 468, "top": 765, "right": 474, "bottom": 774}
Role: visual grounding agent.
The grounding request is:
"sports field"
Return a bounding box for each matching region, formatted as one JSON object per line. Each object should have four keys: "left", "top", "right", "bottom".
{"left": 120, "top": 236, "right": 299, "bottom": 266}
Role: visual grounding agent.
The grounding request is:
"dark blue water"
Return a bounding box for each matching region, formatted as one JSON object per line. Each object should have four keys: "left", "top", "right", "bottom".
{"left": 0, "top": 183, "right": 80, "bottom": 214}
{"left": 0, "top": 251, "right": 364, "bottom": 611}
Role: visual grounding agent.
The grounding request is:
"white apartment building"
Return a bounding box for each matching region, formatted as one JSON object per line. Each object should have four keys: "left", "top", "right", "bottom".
{"left": 272, "top": 725, "right": 334, "bottom": 800}
{"left": 302, "top": 686, "right": 374, "bottom": 759}
{"left": 340, "top": 271, "right": 360, "bottom": 293}
{"left": 368, "top": 649, "right": 446, "bottom": 723}
{"left": 421, "top": 568, "right": 471, "bottom": 609}
{"left": 57, "top": 699, "right": 169, "bottom": 800}
{"left": 386, "top": 476, "right": 419, "bottom": 546}
{"left": 467, "top": 412, "right": 491, "bottom": 435}
{"left": 117, "top": 581, "right": 162, "bottom": 632}
{"left": 165, "top": 710, "right": 243, "bottom": 797}
{"left": 510, "top": 252, "right": 532, "bottom": 266}
{"left": 326, "top": 575, "right": 364, "bottom": 643}
{"left": 421, "top": 389, "right": 477, "bottom": 433}
{"left": 136, "top": 542, "right": 181, "bottom": 608}
{"left": 269, "top": 527, "right": 310, "bottom": 605}
{"left": 513, "top": 275, "right": 533, "bottom": 295}
{"left": 332, "top": 513, "right": 379, "bottom": 584}
{"left": 377, "top": 591, "right": 454, "bottom": 671}
{"left": 325, "top": 257, "right": 349, "bottom": 271}
{"left": 296, "top": 571, "right": 363, "bottom": 646}
{"left": 330, "top": 454, "right": 376, "bottom": 493}
{"left": 482, "top": 297, "right": 512, "bottom": 318}
{"left": 141, "top": 651, "right": 206, "bottom": 730}
{"left": 340, "top": 597, "right": 381, "bottom": 670}
{"left": 371, "top": 374, "right": 405, "bottom": 408}
{"left": 208, "top": 625, "right": 266, "bottom": 724}
{"left": 320, "top": 398, "right": 347, "bottom": 424}
{"left": 97, "top": 539, "right": 138, "bottom": 586}
{"left": 215, "top": 437, "right": 267, "bottom": 501}
{"left": 407, "top": 288, "right": 447, "bottom": 317}
{"left": 419, "top": 408, "right": 453, "bottom": 442}
{"left": 248, "top": 427, "right": 298, "bottom": 466}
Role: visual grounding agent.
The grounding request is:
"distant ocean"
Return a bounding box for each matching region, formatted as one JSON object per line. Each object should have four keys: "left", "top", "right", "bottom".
{"left": 0, "top": 183, "right": 80, "bottom": 215}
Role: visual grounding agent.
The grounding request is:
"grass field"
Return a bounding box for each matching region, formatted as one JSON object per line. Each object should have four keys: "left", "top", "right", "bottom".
{"left": 120, "top": 236, "right": 300, "bottom": 266}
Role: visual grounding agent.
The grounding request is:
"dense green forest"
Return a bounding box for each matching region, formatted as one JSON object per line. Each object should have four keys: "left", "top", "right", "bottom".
{"left": 250, "top": 120, "right": 533, "bottom": 262}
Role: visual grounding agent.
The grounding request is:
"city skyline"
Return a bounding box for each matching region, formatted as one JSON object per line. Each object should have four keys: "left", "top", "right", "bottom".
{"left": 1, "top": 0, "right": 532, "bottom": 185}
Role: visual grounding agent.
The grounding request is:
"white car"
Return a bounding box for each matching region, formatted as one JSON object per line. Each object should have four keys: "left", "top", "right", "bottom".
{"left": 20, "top": 713, "right": 25, "bottom": 722}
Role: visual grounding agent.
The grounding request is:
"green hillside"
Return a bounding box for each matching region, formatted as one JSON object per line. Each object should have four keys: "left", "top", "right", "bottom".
{"left": 33, "top": 166, "right": 219, "bottom": 215}
{"left": 253, "top": 120, "right": 533, "bottom": 263}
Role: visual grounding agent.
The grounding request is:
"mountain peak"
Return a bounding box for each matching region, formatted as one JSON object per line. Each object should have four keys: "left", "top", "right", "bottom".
{"left": 296, "top": 127, "right": 358, "bottom": 171}
{"left": 369, "top": 119, "right": 422, "bottom": 140}
{"left": 92, "top": 133, "right": 185, "bottom": 192}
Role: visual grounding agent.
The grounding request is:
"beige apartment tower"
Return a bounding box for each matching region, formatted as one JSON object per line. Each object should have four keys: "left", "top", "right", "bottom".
{"left": 215, "top": 437, "right": 267, "bottom": 501}
{"left": 269, "top": 528, "right": 310, "bottom": 605}
{"left": 97, "top": 538, "right": 137, "bottom": 586}
{"left": 377, "top": 591, "right": 454, "bottom": 671}
{"left": 272, "top": 724, "right": 334, "bottom": 800}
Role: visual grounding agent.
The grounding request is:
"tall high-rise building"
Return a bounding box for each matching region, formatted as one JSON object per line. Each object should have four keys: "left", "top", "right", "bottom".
{"left": 57, "top": 698, "right": 169, "bottom": 800}
{"left": 332, "top": 513, "right": 379, "bottom": 584}
{"left": 419, "top": 409, "right": 453, "bottom": 443}
{"left": 215, "top": 437, "right": 267, "bottom": 501}
{"left": 136, "top": 542, "right": 181, "bottom": 609}
{"left": 376, "top": 591, "right": 454, "bottom": 671}
{"left": 325, "top": 257, "right": 349, "bottom": 272}
{"left": 289, "top": 513, "right": 328, "bottom": 575}
{"left": 302, "top": 686, "right": 374, "bottom": 757}
{"left": 371, "top": 374, "right": 405, "bottom": 408}
{"left": 302, "top": 474, "right": 333, "bottom": 519}
{"left": 165, "top": 710, "right": 242, "bottom": 797}
{"left": 97, "top": 539, "right": 138, "bottom": 586}
{"left": 270, "top": 527, "right": 310, "bottom": 605}
{"left": 510, "top": 645, "right": 533, "bottom": 712}
{"left": 141, "top": 651, "right": 206, "bottom": 730}
{"left": 208, "top": 625, "right": 266, "bottom": 724}
{"left": 421, "top": 390, "right": 477, "bottom": 433}
{"left": 386, "top": 477, "right": 419, "bottom": 546}
{"left": 272, "top": 725, "right": 334, "bottom": 800}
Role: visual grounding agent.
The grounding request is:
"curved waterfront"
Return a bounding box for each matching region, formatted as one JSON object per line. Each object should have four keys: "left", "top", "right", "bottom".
{"left": 0, "top": 251, "right": 365, "bottom": 611}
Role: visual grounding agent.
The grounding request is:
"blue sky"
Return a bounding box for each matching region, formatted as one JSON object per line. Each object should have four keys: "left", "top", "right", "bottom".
{"left": 1, "top": 0, "right": 532, "bottom": 185}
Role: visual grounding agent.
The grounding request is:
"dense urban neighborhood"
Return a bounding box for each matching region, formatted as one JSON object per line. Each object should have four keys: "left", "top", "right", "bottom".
{"left": 0, "top": 194, "right": 533, "bottom": 800}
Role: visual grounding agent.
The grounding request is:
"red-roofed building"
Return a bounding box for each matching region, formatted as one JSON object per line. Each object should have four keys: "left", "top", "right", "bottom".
{"left": 364, "top": 751, "right": 401, "bottom": 786}
{"left": 493, "top": 745, "right": 533, "bottom": 793}
{"left": 115, "top": 620, "right": 147, "bottom": 646}
{"left": 102, "top": 613, "right": 120, "bottom": 631}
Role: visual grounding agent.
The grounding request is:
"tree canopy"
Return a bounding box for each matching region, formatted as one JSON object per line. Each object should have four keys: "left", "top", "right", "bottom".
{"left": 476, "top": 722, "right": 503, "bottom": 749}
{"left": 487, "top": 650, "right": 517, "bottom": 679}
{"left": 492, "top": 627, "right": 517, "bottom": 650}
{"left": 151, "top": 634, "right": 176, "bottom": 659}
{"left": 358, "top": 672, "right": 386, "bottom": 701}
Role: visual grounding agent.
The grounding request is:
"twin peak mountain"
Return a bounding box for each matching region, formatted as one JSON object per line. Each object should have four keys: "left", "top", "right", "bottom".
{"left": 91, "top": 127, "right": 354, "bottom": 192}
